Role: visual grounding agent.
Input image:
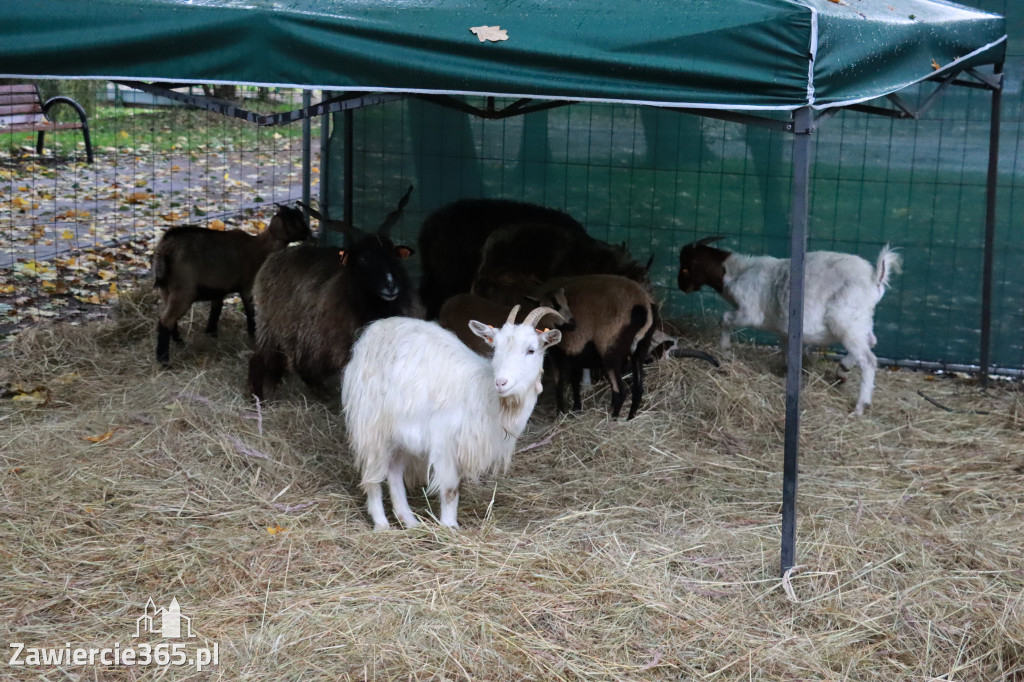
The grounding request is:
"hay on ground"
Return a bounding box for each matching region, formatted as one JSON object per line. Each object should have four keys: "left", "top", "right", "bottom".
{"left": 1, "top": 286, "right": 1022, "bottom": 680}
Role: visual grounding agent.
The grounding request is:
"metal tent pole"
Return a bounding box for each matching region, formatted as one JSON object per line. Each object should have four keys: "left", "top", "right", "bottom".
{"left": 301, "top": 90, "right": 312, "bottom": 216}
{"left": 344, "top": 109, "right": 354, "bottom": 226}
{"left": 781, "top": 106, "right": 814, "bottom": 575}
{"left": 319, "top": 92, "right": 331, "bottom": 219}
{"left": 979, "top": 62, "right": 1004, "bottom": 389}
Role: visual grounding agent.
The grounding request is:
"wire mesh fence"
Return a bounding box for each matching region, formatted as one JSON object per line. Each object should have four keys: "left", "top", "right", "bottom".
{"left": 1, "top": 0, "right": 1020, "bottom": 372}
{"left": 0, "top": 82, "right": 318, "bottom": 338}
{"left": 336, "top": 0, "right": 1021, "bottom": 372}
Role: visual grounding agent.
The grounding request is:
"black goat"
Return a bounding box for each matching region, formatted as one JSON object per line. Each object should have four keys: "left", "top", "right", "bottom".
{"left": 247, "top": 186, "right": 421, "bottom": 400}
{"left": 417, "top": 199, "right": 588, "bottom": 319}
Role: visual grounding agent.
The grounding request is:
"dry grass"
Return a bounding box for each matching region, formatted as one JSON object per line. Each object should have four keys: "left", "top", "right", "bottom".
{"left": 2, "top": 287, "right": 1023, "bottom": 681}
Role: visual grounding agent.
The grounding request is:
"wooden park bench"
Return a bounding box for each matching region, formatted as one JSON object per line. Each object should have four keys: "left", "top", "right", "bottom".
{"left": 0, "top": 83, "right": 94, "bottom": 163}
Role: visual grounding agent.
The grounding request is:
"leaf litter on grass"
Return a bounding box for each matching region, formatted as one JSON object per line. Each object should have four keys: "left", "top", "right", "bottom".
{"left": 1, "top": 126, "right": 315, "bottom": 341}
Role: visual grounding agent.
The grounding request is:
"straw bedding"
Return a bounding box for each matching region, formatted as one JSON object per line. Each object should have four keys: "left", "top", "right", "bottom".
{"left": 1, "top": 287, "right": 1022, "bottom": 680}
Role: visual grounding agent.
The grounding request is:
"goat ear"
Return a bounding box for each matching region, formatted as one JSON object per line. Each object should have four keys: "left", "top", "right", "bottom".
{"left": 338, "top": 249, "right": 349, "bottom": 267}
{"left": 539, "top": 328, "right": 562, "bottom": 349}
{"left": 468, "top": 320, "right": 496, "bottom": 346}
{"left": 394, "top": 245, "right": 414, "bottom": 259}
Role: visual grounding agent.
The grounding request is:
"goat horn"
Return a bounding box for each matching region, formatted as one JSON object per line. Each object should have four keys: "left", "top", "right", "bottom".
{"left": 523, "top": 306, "right": 563, "bottom": 328}
{"left": 377, "top": 184, "right": 414, "bottom": 237}
{"left": 504, "top": 304, "right": 521, "bottom": 326}
{"left": 695, "top": 235, "right": 726, "bottom": 247}
{"left": 296, "top": 201, "right": 359, "bottom": 235}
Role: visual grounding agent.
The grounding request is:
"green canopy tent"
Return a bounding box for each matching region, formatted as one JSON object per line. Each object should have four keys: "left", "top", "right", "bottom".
{"left": 0, "top": 0, "right": 1007, "bottom": 573}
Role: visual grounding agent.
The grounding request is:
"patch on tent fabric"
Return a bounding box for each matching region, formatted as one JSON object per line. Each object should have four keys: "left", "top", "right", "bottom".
{"left": 470, "top": 26, "right": 509, "bottom": 43}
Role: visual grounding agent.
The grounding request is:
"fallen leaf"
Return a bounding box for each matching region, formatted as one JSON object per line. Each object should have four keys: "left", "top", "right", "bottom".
{"left": 84, "top": 429, "right": 116, "bottom": 444}
{"left": 931, "top": 58, "right": 941, "bottom": 70}
{"left": 266, "top": 525, "right": 287, "bottom": 535}
{"left": 8, "top": 386, "right": 51, "bottom": 407}
{"left": 470, "top": 25, "right": 509, "bottom": 42}
{"left": 126, "top": 191, "right": 153, "bottom": 204}
{"left": 209, "top": 219, "right": 226, "bottom": 231}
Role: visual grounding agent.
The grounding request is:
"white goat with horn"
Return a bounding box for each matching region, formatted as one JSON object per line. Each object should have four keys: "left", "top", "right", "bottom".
{"left": 341, "top": 305, "right": 562, "bottom": 530}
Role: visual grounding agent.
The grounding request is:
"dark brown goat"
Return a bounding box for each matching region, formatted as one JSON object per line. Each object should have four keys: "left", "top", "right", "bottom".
{"left": 471, "top": 223, "right": 652, "bottom": 303}
{"left": 247, "top": 186, "right": 421, "bottom": 400}
{"left": 417, "top": 199, "right": 588, "bottom": 319}
{"left": 152, "top": 204, "right": 311, "bottom": 364}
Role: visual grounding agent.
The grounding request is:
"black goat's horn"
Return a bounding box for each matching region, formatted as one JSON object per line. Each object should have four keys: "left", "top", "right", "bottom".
{"left": 377, "top": 184, "right": 414, "bottom": 237}
{"left": 298, "top": 201, "right": 362, "bottom": 240}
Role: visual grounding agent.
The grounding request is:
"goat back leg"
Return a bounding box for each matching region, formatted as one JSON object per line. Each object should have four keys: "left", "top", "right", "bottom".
{"left": 626, "top": 354, "right": 645, "bottom": 420}
{"left": 362, "top": 481, "right": 391, "bottom": 531}
{"left": 626, "top": 322, "right": 655, "bottom": 420}
{"left": 156, "top": 322, "right": 174, "bottom": 364}
{"left": 605, "top": 366, "right": 627, "bottom": 419}
{"left": 171, "top": 322, "right": 184, "bottom": 344}
{"left": 551, "top": 353, "right": 570, "bottom": 413}
{"left": 157, "top": 292, "right": 193, "bottom": 362}
{"left": 844, "top": 340, "right": 878, "bottom": 416}
{"left": 387, "top": 458, "right": 419, "bottom": 529}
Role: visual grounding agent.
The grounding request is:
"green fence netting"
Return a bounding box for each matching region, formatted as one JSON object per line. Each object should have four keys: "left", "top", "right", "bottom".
{"left": 328, "top": 0, "right": 1021, "bottom": 372}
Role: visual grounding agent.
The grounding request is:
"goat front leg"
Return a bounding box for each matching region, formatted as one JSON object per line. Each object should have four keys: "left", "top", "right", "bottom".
{"left": 719, "top": 312, "right": 735, "bottom": 350}
{"left": 431, "top": 458, "right": 461, "bottom": 529}
{"left": 387, "top": 459, "right": 419, "bottom": 529}
{"left": 363, "top": 481, "right": 391, "bottom": 531}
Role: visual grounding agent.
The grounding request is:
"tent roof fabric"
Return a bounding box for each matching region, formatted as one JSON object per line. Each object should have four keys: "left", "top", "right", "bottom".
{"left": 0, "top": 0, "right": 1006, "bottom": 110}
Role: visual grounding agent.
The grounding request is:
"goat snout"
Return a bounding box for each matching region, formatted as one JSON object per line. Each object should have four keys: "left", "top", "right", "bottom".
{"left": 378, "top": 273, "right": 400, "bottom": 301}
{"left": 494, "top": 376, "right": 511, "bottom": 394}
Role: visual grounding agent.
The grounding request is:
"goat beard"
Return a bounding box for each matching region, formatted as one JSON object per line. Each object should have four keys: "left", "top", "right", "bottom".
{"left": 498, "top": 392, "right": 526, "bottom": 440}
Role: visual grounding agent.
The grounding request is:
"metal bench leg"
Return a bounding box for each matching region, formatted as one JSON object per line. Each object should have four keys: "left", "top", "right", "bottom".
{"left": 42, "top": 95, "right": 94, "bottom": 164}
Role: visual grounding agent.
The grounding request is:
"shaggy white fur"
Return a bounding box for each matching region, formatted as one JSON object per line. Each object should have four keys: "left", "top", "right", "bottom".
{"left": 341, "top": 308, "right": 561, "bottom": 530}
{"left": 718, "top": 245, "right": 902, "bottom": 415}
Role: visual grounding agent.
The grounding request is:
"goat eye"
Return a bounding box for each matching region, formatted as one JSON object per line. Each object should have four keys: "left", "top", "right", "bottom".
{"left": 526, "top": 348, "right": 536, "bottom": 355}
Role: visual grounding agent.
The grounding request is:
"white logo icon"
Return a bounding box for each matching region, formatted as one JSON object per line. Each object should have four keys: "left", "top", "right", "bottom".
{"left": 134, "top": 597, "right": 194, "bottom": 639}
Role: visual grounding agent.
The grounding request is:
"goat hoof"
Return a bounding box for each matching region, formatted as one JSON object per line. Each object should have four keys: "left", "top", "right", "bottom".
{"left": 372, "top": 522, "right": 391, "bottom": 531}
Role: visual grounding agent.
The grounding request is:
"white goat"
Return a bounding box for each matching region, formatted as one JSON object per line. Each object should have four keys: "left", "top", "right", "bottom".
{"left": 341, "top": 305, "right": 562, "bottom": 530}
{"left": 678, "top": 238, "right": 902, "bottom": 415}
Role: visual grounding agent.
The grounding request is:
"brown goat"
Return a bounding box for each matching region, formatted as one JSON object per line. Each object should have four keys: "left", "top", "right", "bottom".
{"left": 438, "top": 290, "right": 573, "bottom": 357}
{"left": 532, "top": 274, "right": 659, "bottom": 420}
{"left": 152, "top": 204, "right": 310, "bottom": 364}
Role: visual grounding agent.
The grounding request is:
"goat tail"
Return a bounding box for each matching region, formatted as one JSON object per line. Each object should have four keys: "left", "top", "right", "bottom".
{"left": 152, "top": 252, "right": 170, "bottom": 287}
{"left": 874, "top": 244, "right": 903, "bottom": 291}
